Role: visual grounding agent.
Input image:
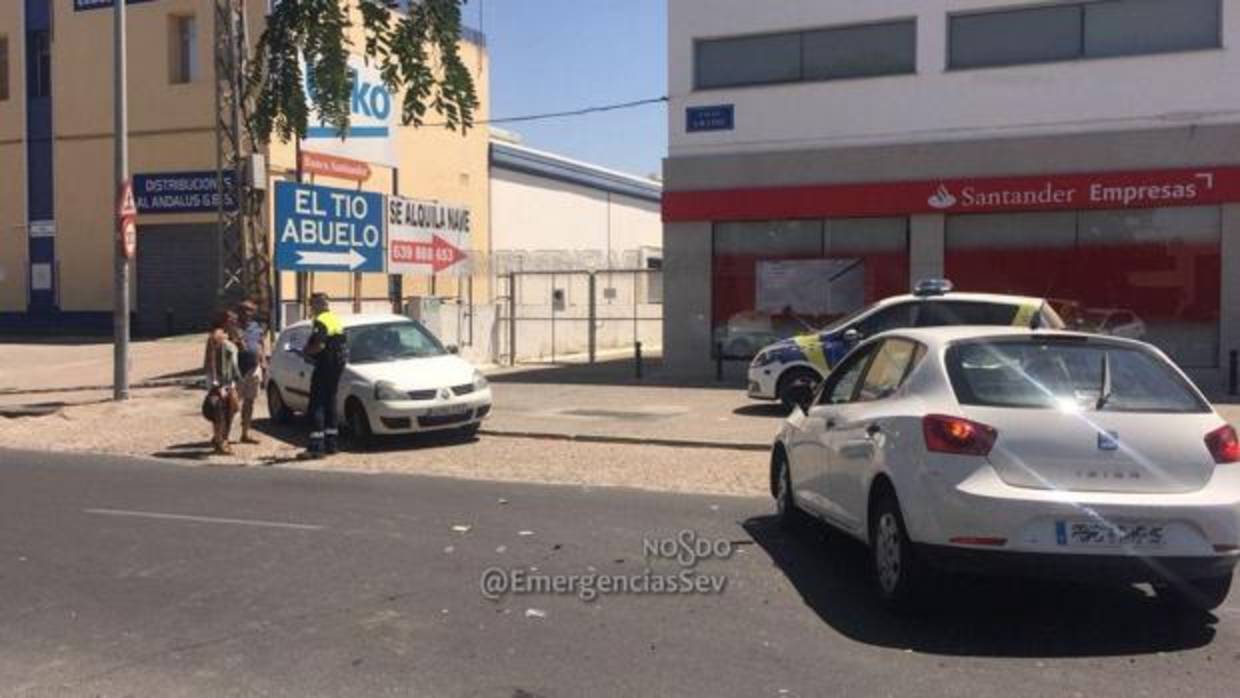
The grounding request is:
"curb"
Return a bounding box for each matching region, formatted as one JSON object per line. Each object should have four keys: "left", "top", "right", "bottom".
{"left": 477, "top": 428, "right": 770, "bottom": 453}
{"left": 0, "top": 377, "right": 200, "bottom": 398}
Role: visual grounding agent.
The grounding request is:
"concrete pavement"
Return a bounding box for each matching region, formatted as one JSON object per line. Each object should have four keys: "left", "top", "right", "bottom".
{"left": 2, "top": 449, "right": 1238, "bottom": 698}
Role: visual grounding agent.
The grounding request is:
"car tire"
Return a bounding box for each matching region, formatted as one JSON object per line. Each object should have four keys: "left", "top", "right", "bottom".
{"left": 1155, "top": 574, "right": 1233, "bottom": 613}
{"left": 346, "top": 400, "right": 374, "bottom": 451}
{"left": 772, "top": 448, "right": 807, "bottom": 531}
{"left": 267, "top": 383, "right": 293, "bottom": 425}
{"left": 869, "top": 491, "right": 928, "bottom": 612}
{"left": 777, "top": 368, "right": 820, "bottom": 412}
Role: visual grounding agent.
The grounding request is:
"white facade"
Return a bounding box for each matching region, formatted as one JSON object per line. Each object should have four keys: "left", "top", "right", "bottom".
{"left": 670, "top": 0, "right": 1240, "bottom": 157}
{"left": 489, "top": 144, "right": 662, "bottom": 270}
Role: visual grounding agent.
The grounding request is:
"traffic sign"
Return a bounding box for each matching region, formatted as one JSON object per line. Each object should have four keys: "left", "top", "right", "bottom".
{"left": 118, "top": 179, "right": 137, "bottom": 219}
{"left": 274, "top": 181, "right": 385, "bottom": 272}
{"left": 119, "top": 217, "right": 137, "bottom": 260}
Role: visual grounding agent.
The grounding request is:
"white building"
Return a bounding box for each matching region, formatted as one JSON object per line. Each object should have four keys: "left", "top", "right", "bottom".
{"left": 664, "top": 0, "right": 1240, "bottom": 391}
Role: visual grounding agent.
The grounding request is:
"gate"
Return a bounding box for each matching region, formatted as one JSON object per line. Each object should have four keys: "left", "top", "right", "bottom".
{"left": 500, "top": 268, "right": 662, "bottom": 365}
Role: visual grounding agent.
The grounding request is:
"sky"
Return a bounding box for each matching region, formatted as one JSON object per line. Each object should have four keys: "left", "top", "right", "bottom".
{"left": 463, "top": 0, "right": 668, "bottom": 179}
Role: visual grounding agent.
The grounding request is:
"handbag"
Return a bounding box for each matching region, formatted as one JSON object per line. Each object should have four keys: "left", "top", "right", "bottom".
{"left": 201, "top": 388, "right": 223, "bottom": 422}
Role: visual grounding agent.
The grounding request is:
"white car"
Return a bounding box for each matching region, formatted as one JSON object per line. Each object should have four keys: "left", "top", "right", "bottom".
{"left": 267, "top": 314, "right": 493, "bottom": 445}
{"left": 771, "top": 326, "right": 1240, "bottom": 612}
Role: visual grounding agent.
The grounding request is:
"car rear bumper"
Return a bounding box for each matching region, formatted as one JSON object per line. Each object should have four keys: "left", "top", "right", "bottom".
{"left": 915, "top": 544, "right": 1239, "bottom": 583}
{"left": 898, "top": 462, "right": 1240, "bottom": 567}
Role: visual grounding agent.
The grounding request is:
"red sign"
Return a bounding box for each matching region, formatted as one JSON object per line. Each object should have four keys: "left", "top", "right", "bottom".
{"left": 299, "top": 151, "right": 373, "bottom": 182}
{"left": 390, "top": 235, "right": 466, "bottom": 274}
{"left": 118, "top": 217, "right": 137, "bottom": 260}
{"left": 662, "top": 166, "right": 1240, "bottom": 222}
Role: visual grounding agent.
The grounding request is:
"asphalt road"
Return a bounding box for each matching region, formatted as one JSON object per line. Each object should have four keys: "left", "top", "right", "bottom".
{"left": 2, "top": 450, "right": 1238, "bottom": 698}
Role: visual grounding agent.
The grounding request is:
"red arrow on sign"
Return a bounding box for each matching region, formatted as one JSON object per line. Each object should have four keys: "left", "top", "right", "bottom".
{"left": 390, "top": 235, "right": 467, "bottom": 273}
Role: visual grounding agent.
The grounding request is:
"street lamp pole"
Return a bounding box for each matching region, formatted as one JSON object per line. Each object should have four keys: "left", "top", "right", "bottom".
{"left": 113, "top": 0, "right": 130, "bottom": 401}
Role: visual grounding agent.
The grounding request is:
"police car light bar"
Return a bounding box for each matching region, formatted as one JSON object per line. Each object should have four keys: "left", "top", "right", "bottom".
{"left": 914, "top": 278, "right": 955, "bottom": 297}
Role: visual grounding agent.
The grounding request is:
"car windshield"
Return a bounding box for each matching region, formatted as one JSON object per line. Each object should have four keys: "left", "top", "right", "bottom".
{"left": 815, "top": 304, "right": 874, "bottom": 335}
{"left": 346, "top": 321, "right": 446, "bottom": 364}
{"left": 946, "top": 338, "right": 1207, "bottom": 413}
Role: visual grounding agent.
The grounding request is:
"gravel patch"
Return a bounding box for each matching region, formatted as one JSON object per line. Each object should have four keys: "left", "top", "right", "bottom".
{"left": 0, "top": 388, "right": 768, "bottom": 498}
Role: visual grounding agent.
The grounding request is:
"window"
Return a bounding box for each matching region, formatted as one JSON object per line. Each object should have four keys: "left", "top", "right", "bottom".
{"left": 27, "top": 30, "right": 50, "bottom": 99}
{"left": 170, "top": 15, "right": 199, "bottom": 84}
{"left": 946, "top": 339, "right": 1207, "bottom": 413}
{"left": 0, "top": 36, "right": 9, "bottom": 102}
{"left": 949, "top": 0, "right": 1220, "bottom": 70}
{"left": 712, "top": 217, "right": 908, "bottom": 359}
{"left": 854, "top": 302, "right": 915, "bottom": 338}
{"left": 347, "top": 321, "right": 445, "bottom": 364}
{"left": 695, "top": 20, "right": 915, "bottom": 90}
{"left": 857, "top": 339, "right": 919, "bottom": 402}
{"left": 945, "top": 206, "right": 1221, "bottom": 368}
{"left": 916, "top": 301, "right": 1020, "bottom": 328}
{"left": 820, "top": 343, "right": 878, "bottom": 405}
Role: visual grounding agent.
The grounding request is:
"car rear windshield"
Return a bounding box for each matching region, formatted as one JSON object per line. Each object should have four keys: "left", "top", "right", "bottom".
{"left": 945, "top": 339, "right": 1208, "bottom": 413}
{"left": 346, "top": 321, "right": 445, "bottom": 364}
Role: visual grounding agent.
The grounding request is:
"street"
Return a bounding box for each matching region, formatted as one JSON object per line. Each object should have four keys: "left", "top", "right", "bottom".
{"left": 2, "top": 449, "right": 1238, "bottom": 698}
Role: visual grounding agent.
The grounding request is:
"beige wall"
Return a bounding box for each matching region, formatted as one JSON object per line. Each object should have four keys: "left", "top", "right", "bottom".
{"left": 0, "top": 0, "right": 489, "bottom": 318}
{"left": 0, "top": 1, "right": 25, "bottom": 311}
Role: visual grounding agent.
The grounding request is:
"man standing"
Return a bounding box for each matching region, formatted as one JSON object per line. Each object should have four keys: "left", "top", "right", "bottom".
{"left": 300, "top": 293, "right": 348, "bottom": 459}
{"left": 235, "top": 299, "right": 270, "bottom": 445}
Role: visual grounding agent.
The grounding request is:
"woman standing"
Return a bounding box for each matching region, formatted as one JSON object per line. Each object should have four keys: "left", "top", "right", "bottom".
{"left": 204, "top": 309, "right": 242, "bottom": 455}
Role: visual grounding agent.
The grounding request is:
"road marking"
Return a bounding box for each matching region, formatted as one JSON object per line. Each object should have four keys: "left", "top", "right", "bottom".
{"left": 84, "top": 509, "right": 324, "bottom": 531}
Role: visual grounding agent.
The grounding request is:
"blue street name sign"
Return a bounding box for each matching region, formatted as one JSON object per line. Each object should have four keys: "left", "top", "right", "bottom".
{"left": 275, "top": 182, "right": 385, "bottom": 273}
{"left": 133, "top": 171, "right": 237, "bottom": 214}
{"left": 686, "top": 104, "right": 735, "bottom": 133}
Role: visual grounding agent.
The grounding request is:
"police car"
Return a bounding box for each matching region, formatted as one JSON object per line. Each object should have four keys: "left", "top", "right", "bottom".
{"left": 747, "top": 280, "right": 1065, "bottom": 409}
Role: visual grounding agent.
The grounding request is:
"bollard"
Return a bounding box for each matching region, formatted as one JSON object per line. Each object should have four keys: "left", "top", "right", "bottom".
{"left": 1230, "top": 350, "right": 1238, "bottom": 396}
{"left": 716, "top": 342, "right": 724, "bottom": 382}
{"left": 635, "top": 341, "right": 643, "bottom": 379}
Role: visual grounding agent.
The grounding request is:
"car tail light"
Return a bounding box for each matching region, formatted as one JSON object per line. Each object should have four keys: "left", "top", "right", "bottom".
{"left": 923, "top": 414, "right": 997, "bottom": 456}
{"left": 1204, "top": 425, "right": 1240, "bottom": 464}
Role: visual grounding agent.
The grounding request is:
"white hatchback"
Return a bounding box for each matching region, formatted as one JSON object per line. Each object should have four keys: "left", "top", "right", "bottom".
{"left": 267, "top": 314, "right": 493, "bottom": 445}
{"left": 771, "top": 327, "right": 1240, "bottom": 612}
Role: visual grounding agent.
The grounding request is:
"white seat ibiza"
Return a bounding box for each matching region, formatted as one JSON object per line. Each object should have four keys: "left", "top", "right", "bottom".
{"left": 267, "top": 314, "right": 493, "bottom": 445}
{"left": 771, "top": 327, "right": 1240, "bottom": 612}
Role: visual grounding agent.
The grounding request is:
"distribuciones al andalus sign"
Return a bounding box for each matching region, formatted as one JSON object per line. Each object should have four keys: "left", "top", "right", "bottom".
{"left": 661, "top": 166, "right": 1240, "bottom": 222}
{"left": 386, "top": 196, "right": 471, "bottom": 276}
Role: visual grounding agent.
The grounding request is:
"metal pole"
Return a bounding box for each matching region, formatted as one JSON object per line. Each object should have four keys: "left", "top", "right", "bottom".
{"left": 587, "top": 272, "right": 596, "bottom": 364}
{"left": 113, "top": 0, "right": 130, "bottom": 401}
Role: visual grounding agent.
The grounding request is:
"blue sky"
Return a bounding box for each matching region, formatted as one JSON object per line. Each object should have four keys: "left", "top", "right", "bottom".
{"left": 465, "top": 0, "right": 667, "bottom": 178}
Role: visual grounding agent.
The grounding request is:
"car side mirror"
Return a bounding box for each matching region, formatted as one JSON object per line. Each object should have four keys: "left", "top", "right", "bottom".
{"left": 786, "top": 383, "right": 815, "bottom": 415}
{"left": 447, "top": 345, "right": 460, "bottom": 355}
{"left": 843, "top": 328, "right": 863, "bottom": 345}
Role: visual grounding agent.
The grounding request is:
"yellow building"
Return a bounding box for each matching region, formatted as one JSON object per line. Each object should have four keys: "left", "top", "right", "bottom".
{"left": 0, "top": 0, "right": 489, "bottom": 334}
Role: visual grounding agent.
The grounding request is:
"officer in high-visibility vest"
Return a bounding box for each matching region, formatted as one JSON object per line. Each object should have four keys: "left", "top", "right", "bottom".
{"left": 300, "top": 293, "right": 348, "bottom": 459}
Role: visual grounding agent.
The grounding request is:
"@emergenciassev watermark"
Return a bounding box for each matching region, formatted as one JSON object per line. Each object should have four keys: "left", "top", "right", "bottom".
{"left": 479, "top": 530, "right": 734, "bottom": 603}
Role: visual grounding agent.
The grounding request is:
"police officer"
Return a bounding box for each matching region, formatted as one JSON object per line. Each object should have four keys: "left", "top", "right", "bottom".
{"left": 300, "top": 293, "right": 348, "bottom": 459}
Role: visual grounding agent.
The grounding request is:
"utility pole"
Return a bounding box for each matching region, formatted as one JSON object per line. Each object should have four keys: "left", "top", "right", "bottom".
{"left": 113, "top": 0, "right": 130, "bottom": 401}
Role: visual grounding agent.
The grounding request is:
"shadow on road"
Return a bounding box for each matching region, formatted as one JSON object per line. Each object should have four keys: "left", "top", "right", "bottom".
{"left": 732, "top": 403, "right": 788, "bottom": 418}
{"left": 249, "top": 417, "right": 479, "bottom": 458}
{"left": 487, "top": 356, "right": 748, "bottom": 390}
{"left": 743, "top": 514, "right": 1219, "bottom": 658}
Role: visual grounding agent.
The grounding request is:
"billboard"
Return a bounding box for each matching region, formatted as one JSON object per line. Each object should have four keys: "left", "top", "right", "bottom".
{"left": 386, "top": 196, "right": 472, "bottom": 276}
{"left": 302, "top": 56, "right": 398, "bottom": 167}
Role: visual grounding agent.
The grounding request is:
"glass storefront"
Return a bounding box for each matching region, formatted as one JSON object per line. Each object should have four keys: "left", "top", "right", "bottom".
{"left": 711, "top": 217, "right": 909, "bottom": 358}
{"left": 945, "top": 206, "right": 1221, "bottom": 368}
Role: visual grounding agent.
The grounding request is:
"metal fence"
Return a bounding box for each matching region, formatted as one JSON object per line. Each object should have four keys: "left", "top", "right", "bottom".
{"left": 498, "top": 269, "right": 662, "bottom": 365}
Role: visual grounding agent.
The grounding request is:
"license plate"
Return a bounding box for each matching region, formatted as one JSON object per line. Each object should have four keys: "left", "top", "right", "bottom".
{"left": 428, "top": 405, "right": 470, "bottom": 417}
{"left": 1055, "top": 520, "right": 1165, "bottom": 548}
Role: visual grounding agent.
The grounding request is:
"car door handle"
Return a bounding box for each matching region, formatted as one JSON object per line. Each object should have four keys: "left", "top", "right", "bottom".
{"left": 865, "top": 423, "right": 882, "bottom": 437}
